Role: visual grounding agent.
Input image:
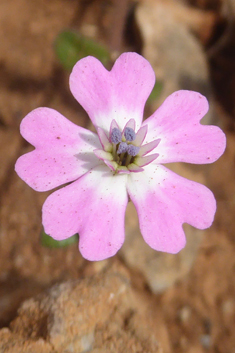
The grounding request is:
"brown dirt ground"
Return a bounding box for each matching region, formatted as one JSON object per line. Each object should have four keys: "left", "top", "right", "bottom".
{"left": 0, "top": 0, "right": 235, "bottom": 352}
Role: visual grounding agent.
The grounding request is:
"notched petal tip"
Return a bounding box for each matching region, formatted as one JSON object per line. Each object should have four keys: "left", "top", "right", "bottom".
{"left": 15, "top": 153, "right": 52, "bottom": 192}
{"left": 69, "top": 52, "right": 156, "bottom": 131}
{"left": 146, "top": 232, "right": 186, "bottom": 255}
{"left": 42, "top": 165, "right": 128, "bottom": 260}
{"left": 127, "top": 164, "right": 216, "bottom": 257}
{"left": 79, "top": 242, "right": 122, "bottom": 261}
{"left": 170, "top": 90, "right": 209, "bottom": 118}
{"left": 144, "top": 89, "right": 226, "bottom": 164}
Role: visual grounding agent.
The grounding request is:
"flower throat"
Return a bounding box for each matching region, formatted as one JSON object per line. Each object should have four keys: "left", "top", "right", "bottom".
{"left": 110, "top": 127, "right": 140, "bottom": 167}
{"left": 94, "top": 118, "right": 161, "bottom": 174}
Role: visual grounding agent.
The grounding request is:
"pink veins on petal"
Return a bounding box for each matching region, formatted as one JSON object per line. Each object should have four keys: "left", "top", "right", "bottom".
{"left": 15, "top": 52, "right": 226, "bottom": 261}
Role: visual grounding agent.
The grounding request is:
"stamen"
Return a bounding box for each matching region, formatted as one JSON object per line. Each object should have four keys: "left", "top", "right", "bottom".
{"left": 110, "top": 128, "right": 122, "bottom": 144}
{"left": 117, "top": 142, "right": 128, "bottom": 154}
{"left": 127, "top": 144, "right": 140, "bottom": 156}
{"left": 124, "top": 127, "right": 136, "bottom": 142}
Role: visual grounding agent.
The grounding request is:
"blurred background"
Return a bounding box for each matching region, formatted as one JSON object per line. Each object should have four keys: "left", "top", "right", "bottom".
{"left": 0, "top": 0, "right": 235, "bottom": 352}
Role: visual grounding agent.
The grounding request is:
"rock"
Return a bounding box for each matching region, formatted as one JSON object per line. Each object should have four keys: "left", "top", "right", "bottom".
{"left": 136, "top": 0, "right": 214, "bottom": 125}
{"left": 0, "top": 262, "right": 170, "bottom": 353}
{"left": 139, "top": 0, "right": 217, "bottom": 45}
{"left": 0, "top": 328, "right": 52, "bottom": 353}
{"left": 0, "top": 277, "right": 46, "bottom": 328}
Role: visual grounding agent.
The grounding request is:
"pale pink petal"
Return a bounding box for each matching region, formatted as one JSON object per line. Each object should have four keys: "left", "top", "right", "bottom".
{"left": 103, "top": 160, "right": 131, "bottom": 174}
{"left": 127, "top": 164, "right": 144, "bottom": 173}
{"left": 69, "top": 52, "right": 155, "bottom": 132}
{"left": 103, "top": 159, "right": 117, "bottom": 171}
{"left": 133, "top": 125, "right": 148, "bottom": 146}
{"left": 138, "top": 139, "right": 161, "bottom": 156}
{"left": 93, "top": 149, "right": 113, "bottom": 161}
{"left": 135, "top": 153, "right": 159, "bottom": 167}
{"left": 117, "top": 167, "right": 130, "bottom": 174}
{"left": 109, "top": 119, "right": 120, "bottom": 137}
{"left": 143, "top": 90, "right": 226, "bottom": 164}
{"left": 127, "top": 164, "right": 216, "bottom": 253}
{"left": 15, "top": 108, "right": 101, "bottom": 191}
{"left": 97, "top": 127, "right": 112, "bottom": 152}
{"left": 122, "top": 118, "right": 136, "bottom": 133}
{"left": 42, "top": 165, "right": 128, "bottom": 261}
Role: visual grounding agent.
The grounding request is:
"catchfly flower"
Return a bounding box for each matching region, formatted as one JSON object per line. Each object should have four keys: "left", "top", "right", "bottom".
{"left": 15, "top": 52, "right": 226, "bottom": 261}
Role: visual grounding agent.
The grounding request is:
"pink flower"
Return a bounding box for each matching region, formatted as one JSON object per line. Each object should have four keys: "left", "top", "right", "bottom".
{"left": 15, "top": 52, "right": 226, "bottom": 261}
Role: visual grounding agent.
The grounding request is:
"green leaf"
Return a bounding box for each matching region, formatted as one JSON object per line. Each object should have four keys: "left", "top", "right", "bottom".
{"left": 147, "top": 81, "right": 163, "bottom": 104}
{"left": 41, "top": 229, "right": 78, "bottom": 248}
{"left": 54, "top": 30, "right": 111, "bottom": 70}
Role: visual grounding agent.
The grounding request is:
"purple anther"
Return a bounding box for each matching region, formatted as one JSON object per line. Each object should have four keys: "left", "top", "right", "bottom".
{"left": 117, "top": 142, "right": 128, "bottom": 154}
{"left": 124, "top": 127, "right": 136, "bottom": 142}
{"left": 127, "top": 144, "right": 140, "bottom": 156}
{"left": 110, "top": 128, "right": 122, "bottom": 144}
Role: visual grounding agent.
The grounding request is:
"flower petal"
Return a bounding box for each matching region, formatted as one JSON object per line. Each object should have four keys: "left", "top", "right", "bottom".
{"left": 138, "top": 139, "right": 161, "bottom": 156}
{"left": 109, "top": 119, "right": 120, "bottom": 137}
{"left": 133, "top": 125, "right": 148, "bottom": 146}
{"left": 135, "top": 153, "right": 159, "bottom": 167}
{"left": 127, "top": 164, "right": 144, "bottom": 173}
{"left": 117, "top": 167, "right": 130, "bottom": 174}
{"left": 143, "top": 90, "right": 226, "bottom": 164}
{"left": 103, "top": 159, "right": 117, "bottom": 171}
{"left": 42, "top": 165, "right": 128, "bottom": 261}
{"left": 69, "top": 52, "right": 155, "bottom": 132}
{"left": 93, "top": 149, "right": 113, "bottom": 161}
{"left": 127, "top": 164, "right": 216, "bottom": 253}
{"left": 15, "top": 108, "right": 101, "bottom": 191}
{"left": 97, "top": 127, "right": 112, "bottom": 152}
{"left": 122, "top": 118, "right": 136, "bottom": 137}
